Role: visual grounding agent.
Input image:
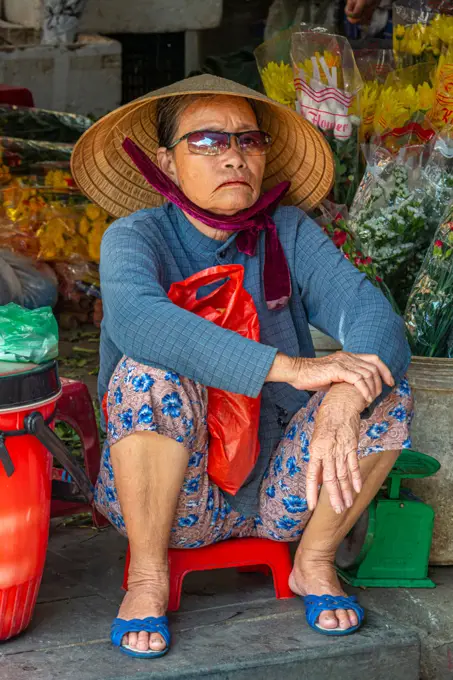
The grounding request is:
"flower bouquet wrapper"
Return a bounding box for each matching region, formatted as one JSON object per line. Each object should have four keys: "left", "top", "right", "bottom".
{"left": 0, "top": 105, "right": 92, "bottom": 143}
{"left": 354, "top": 49, "right": 393, "bottom": 142}
{"left": 314, "top": 199, "right": 399, "bottom": 311}
{"left": 291, "top": 31, "right": 363, "bottom": 206}
{"left": 373, "top": 62, "right": 436, "bottom": 144}
{"left": 254, "top": 24, "right": 331, "bottom": 109}
{"left": 405, "top": 203, "right": 453, "bottom": 358}
{"left": 429, "top": 43, "right": 453, "bottom": 130}
{"left": 393, "top": 2, "right": 453, "bottom": 69}
{"left": 254, "top": 28, "right": 296, "bottom": 108}
{"left": 348, "top": 126, "right": 453, "bottom": 309}
{"left": 355, "top": 48, "right": 395, "bottom": 84}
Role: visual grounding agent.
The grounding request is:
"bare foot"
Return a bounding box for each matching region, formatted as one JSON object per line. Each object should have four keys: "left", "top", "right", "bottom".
{"left": 289, "top": 557, "right": 359, "bottom": 631}
{"left": 118, "top": 564, "right": 169, "bottom": 653}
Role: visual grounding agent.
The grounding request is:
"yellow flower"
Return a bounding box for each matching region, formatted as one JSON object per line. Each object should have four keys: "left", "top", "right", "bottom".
{"left": 260, "top": 61, "right": 296, "bottom": 108}
{"left": 85, "top": 203, "right": 102, "bottom": 221}
{"left": 323, "top": 51, "right": 340, "bottom": 70}
{"left": 37, "top": 218, "right": 67, "bottom": 260}
{"left": 409, "top": 37, "right": 424, "bottom": 56}
{"left": 375, "top": 86, "right": 412, "bottom": 133}
{"left": 395, "top": 25, "right": 406, "bottom": 40}
{"left": 431, "top": 14, "right": 453, "bottom": 46}
{"left": 417, "top": 81, "right": 434, "bottom": 111}
{"left": 360, "top": 81, "right": 382, "bottom": 140}
{"left": 79, "top": 215, "right": 91, "bottom": 236}
{"left": 44, "top": 169, "right": 73, "bottom": 190}
{"left": 87, "top": 220, "right": 109, "bottom": 262}
{"left": 298, "top": 51, "right": 342, "bottom": 86}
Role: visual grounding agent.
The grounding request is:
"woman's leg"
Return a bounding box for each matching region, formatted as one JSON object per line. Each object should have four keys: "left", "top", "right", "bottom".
{"left": 95, "top": 358, "right": 255, "bottom": 653}
{"left": 257, "top": 378, "right": 413, "bottom": 630}
{"left": 289, "top": 449, "right": 399, "bottom": 630}
{"left": 110, "top": 430, "right": 188, "bottom": 653}
{"left": 95, "top": 359, "right": 211, "bottom": 653}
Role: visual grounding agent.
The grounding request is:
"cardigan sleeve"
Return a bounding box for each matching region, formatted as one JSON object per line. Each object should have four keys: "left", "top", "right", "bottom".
{"left": 100, "top": 218, "right": 277, "bottom": 398}
{"left": 294, "top": 214, "right": 411, "bottom": 406}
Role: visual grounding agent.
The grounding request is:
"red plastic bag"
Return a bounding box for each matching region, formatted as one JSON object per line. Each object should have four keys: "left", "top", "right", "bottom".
{"left": 168, "top": 265, "right": 261, "bottom": 495}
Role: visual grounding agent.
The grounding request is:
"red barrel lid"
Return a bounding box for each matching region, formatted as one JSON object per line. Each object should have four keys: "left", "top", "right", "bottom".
{"left": 0, "top": 360, "right": 60, "bottom": 411}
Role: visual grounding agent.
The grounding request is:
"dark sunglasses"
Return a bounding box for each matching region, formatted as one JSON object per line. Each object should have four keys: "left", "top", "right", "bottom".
{"left": 167, "top": 129, "right": 272, "bottom": 156}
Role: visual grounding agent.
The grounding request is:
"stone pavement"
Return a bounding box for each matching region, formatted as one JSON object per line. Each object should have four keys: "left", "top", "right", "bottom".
{"left": 5, "top": 520, "right": 453, "bottom": 680}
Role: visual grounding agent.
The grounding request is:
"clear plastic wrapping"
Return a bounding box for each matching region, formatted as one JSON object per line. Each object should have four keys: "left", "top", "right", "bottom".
{"left": 393, "top": 2, "right": 453, "bottom": 69}
{"left": 348, "top": 127, "right": 453, "bottom": 309}
{"left": 291, "top": 31, "right": 363, "bottom": 206}
{"left": 405, "top": 203, "right": 453, "bottom": 357}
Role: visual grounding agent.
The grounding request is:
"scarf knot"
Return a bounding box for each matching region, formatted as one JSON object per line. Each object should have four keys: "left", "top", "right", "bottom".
{"left": 123, "top": 137, "right": 292, "bottom": 310}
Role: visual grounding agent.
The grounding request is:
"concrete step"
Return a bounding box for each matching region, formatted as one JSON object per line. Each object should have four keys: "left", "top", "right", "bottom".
{"left": 0, "top": 525, "right": 421, "bottom": 680}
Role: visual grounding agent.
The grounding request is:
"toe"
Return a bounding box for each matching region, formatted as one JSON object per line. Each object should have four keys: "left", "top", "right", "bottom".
{"left": 122, "top": 633, "right": 129, "bottom": 646}
{"left": 336, "top": 609, "right": 352, "bottom": 630}
{"left": 347, "top": 609, "right": 358, "bottom": 627}
{"left": 136, "top": 631, "right": 150, "bottom": 651}
{"left": 318, "top": 610, "right": 339, "bottom": 629}
{"left": 149, "top": 633, "right": 166, "bottom": 651}
{"left": 127, "top": 631, "right": 138, "bottom": 648}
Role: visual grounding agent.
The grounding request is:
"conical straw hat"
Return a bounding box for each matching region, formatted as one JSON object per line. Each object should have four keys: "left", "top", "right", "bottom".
{"left": 71, "top": 74, "right": 334, "bottom": 217}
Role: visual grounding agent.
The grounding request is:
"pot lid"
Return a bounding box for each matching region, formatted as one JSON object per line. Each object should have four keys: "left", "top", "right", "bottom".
{"left": 0, "top": 360, "right": 60, "bottom": 411}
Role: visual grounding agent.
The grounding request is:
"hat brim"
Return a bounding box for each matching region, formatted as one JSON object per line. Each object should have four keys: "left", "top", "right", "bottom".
{"left": 71, "top": 74, "right": 334, "bottom": 217}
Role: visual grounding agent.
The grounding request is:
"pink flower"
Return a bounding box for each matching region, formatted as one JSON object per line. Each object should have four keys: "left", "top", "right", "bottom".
{"left": 376, "top": 275, "right": 383, "bottom": 283}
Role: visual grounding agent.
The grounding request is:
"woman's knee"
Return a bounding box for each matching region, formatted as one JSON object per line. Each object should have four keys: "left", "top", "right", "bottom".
{"left": 106, "top": 357, "right": 208, "bottom": 450}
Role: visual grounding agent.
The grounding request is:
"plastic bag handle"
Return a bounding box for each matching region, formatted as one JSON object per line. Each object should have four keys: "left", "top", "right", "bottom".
{"left": 169, "top": 265, "right": 245, "bottom": 309}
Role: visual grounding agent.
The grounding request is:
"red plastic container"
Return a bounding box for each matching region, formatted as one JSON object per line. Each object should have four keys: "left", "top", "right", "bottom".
{"left": 0, "top": 361, "right": 61, "bottom": 640}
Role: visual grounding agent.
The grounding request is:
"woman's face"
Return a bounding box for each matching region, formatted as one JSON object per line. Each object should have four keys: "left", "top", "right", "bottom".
{"left": 157, "top": 95, "right": 266, "bottom": 215}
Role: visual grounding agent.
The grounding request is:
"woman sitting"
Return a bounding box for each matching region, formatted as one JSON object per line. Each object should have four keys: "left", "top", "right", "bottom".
{"left": 72, "top": 75, "right": 412, "bottom": 659}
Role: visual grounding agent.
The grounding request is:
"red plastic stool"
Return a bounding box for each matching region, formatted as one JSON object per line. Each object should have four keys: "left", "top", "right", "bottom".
{"left": 0, "top": 85, "right": 34, "bottom": 107}
{"left": 123, "top": 537, "right": 295, "bottom": 611}
{"left": 51, "top": 377, "right": 107, "bottom": 527}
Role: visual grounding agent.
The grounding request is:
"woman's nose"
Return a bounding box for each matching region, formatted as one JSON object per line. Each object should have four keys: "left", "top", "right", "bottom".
{"left": 222, "top": 137, "right": 246, "bottom": 169}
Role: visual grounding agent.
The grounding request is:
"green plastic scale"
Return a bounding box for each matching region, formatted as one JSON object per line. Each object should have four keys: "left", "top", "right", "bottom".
{"left": 336, "top": 449, "right": 441, "bottom": 588}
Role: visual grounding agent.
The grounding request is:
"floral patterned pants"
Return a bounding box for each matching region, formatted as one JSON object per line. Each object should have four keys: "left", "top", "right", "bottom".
{"left": 94, "top": 357, "right": 413, "bottom": 547}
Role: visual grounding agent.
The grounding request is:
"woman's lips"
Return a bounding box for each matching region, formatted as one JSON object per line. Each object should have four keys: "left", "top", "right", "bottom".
{"left": 217, "top": 180, "right": 251, "bottom": 189}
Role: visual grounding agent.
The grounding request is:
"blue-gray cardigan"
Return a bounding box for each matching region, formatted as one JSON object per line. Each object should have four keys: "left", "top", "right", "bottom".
{"left": 99, "top": 202, "right": 410, "bottom": 515}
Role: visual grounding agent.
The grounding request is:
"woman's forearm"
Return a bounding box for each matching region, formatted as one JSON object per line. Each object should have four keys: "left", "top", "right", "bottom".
{"left": 265, "top": 353, "right": 298, "bottom": 385}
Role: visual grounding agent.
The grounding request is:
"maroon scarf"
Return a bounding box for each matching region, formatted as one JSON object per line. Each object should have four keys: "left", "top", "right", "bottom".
{"left": 123, "top": 137, "right": 292, "bottom": 310}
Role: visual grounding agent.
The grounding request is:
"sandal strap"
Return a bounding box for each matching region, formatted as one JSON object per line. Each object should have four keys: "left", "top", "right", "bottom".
{"left": 111, "top": 616, "right": 171, "bottom": 648}
{"left": 303, "top": 594, "right": 364, "bottom": 629}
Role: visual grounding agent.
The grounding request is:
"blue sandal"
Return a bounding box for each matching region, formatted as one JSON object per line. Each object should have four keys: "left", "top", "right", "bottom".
{"left": 303, "top": 594, "right": 365, "bottom": 636}
{"left": 111, "top": 616, "right": 171, "bottom": 659}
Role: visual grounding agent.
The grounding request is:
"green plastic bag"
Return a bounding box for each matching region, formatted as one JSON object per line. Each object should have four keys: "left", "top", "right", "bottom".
{"left": 0, "top": 303, "right": 59, "bottom": 363}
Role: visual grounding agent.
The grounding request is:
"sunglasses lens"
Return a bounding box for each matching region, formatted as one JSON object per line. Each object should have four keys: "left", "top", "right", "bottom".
{"left": 239, "top": 131, "right": 272, "bottom": 155}
{"left": 187, "top": 131, "right": 229, "bottom": 155}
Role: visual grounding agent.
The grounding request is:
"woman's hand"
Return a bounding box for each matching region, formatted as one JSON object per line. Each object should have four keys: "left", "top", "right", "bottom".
{"left": 306, "top": 384, "right": 365, "bottom": 514}
{"left": 267, "top": 351, "right": 394, "bottom": 405}
{"left": 345, "top": 0, "right": 380, "bottom": 24}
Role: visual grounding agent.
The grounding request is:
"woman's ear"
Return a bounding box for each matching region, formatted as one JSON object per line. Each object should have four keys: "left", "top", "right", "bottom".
{"left": 156, "top": 147, "right": 179, "bottom": 185}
